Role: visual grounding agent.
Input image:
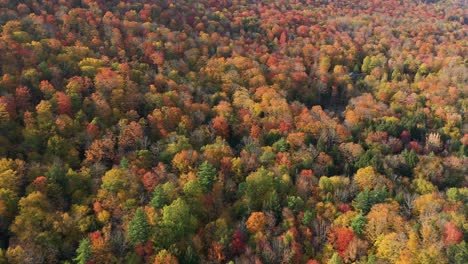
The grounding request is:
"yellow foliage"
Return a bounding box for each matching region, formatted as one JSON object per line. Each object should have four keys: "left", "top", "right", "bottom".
{"left": 97, "top": 210, "right": 110, "bottom": 223}
{"left": 0, "top": 170, "right": 19, "bottom": 192}
{"left": 412, "top": 178, "right": 436, "bottom": 194}
{"left": 354, "top": 166, "right": 378, "bottom": 190}
{"left": 333, "top": 211, "right": 358, "bottom": 228}
{"left": 413, "top": 193, "right": 444, "bottom": 216}
{"left": 365, "top": 202, "right": 404, "bottom": 242}
{"left": 246, "top": 212, "right": 267, "bottom": 234}
{"left": 375, "top": 232, "right": 407, "bottom": 263}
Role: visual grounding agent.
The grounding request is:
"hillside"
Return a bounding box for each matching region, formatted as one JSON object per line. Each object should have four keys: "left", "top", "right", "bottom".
{"left": 0, "top": 1, "right": 466, "bottom": 263}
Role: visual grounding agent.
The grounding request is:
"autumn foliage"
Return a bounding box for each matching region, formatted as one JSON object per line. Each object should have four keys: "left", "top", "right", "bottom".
{"left": 0, "top": 0, "right": 465, "bottom": 263}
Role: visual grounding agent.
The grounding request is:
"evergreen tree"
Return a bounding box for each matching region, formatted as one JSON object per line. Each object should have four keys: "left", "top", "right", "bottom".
{"left": 150, "top": 185, "right": 167, "bottom": 208}
{"left": 127, "top": 208, "right": 150, "bottom": 246}
{"left": 73, "top": 238, "right": 91, "bottom": 264}
{"left": 353, "top": 187, "right": 389, "bottom": 214}
{"left": 351, "top": 214, "right": 367, "bottom": 237}
{"left": 402, "top": 149, "right": 419, "bottom": 169}
{"left": 197, "top": 161, "right": 217, "bottom": 191}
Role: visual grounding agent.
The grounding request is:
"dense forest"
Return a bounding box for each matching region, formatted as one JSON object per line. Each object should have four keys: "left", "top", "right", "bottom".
{"left": 0, "top": 0, "right": 466, "bottom": 263}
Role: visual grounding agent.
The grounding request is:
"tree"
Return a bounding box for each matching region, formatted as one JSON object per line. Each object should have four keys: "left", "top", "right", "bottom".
{"left": 153, "top": 250, "right": 178, "bottom": 264}
{"left": 353, "top": 166, "right": 379, "bottom": 190}
{"left": 128, "top": 208, "right": 150, "bottom": 246}
{"left": 444, "top": 222, "right": 463, "bottom": 246}
{"left": 10, "top": 191, "right": 60, "bottom": 263}
{"left": 197, "top": 161, "right": 217, "bottom": 191}
{"left": 353, "top": 188, "right": 389, "bottom": 214}
{"left": 57, "top": 92, "right": 73, "bottom": 116}
{"left": 101, "top": 169, "right": 129, "bottom": 193}
{"left": 150, "top": 182, "right": 176, "bottom": 209}
{"left": 73, "top": 237, "right": 91, "bottom": 264}
{"left": 448, "top": 241, "right": 468, "bottom": 264}
{"left": 246, "top": 212, "right": 266, "bottom": 234}
{"left": 375, "top": 232, "right": 406, "bottom": 263}
{"left": 157, "top": 198, "right": 197, "bottom": 247}
{"left": 212, "top": 116, "right": 229, "bottom": 138}
{"left": 365, "top": 202, "right": 404, "bottom": 242}
{"left": 329, "top": 227, "right": 355, "bottom": 258}
{"left": 351, "top": 214, "right": 367, "bottom": 237}
{"left": 245, "top": 167, "right": 275, "bottom": 211}
{"left": 327, "top": 253, "right": 343, "bottom": 264}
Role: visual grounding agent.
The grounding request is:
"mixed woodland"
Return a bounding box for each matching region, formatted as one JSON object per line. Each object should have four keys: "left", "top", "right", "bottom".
{"left": 0, "top": 0, "right": 467, "bottom": 263}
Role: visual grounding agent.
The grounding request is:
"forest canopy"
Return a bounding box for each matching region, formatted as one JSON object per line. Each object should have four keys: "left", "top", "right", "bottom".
{"left": 0, "top": 0, "right": 466, "bottom": 263}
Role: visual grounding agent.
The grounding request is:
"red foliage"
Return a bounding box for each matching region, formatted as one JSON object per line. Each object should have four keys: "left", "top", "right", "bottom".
{"left": 280, "top": 31, "right": 287, "bottom": 45}
{"left": 135, "top": 241, "right": 154, "bottom": 257}
{"left": 231, "top": 229, "right": 246, "bottom": 254}
{"left": 15, "top": 86, "right": 31, "bottom": 110}
{"left": 220, "top": 157, "right": 232, "bottom": 176}
{"left": 408, "top": 141, "right": 422, "bottom": 153}
{"left": 329, "top": 227, "right": 355, "bottom": 257}
{"left": 57, "top": 92, "right": 73, "bottom": 116}
{"left": 93, "top": 201, "right": 103, "bottom": 213}
{"left": 212, "top": 115, "right": 229, "bottom": 138}
{"left": 142, "top": 171, "right": 158, "bottom": 192}
{"left": 338, "top": 204, "right": 352, "bottom": 213}
{"left": 250, "top": 124, "right": 261, "bottom": 139}
{"left": 86, "top": 123, "right": 100, "bottom": 139}
{"left": 444, "top": 222, "right": 463, "bottom": 245}
{"left": 400, "top": 130, "right": 411, "bottom": 143}
{"left": 300, "top": 169, "right": 314, "bottom": 178}
{"left": 32, "top": 176, "right": 47, "bottom": 192}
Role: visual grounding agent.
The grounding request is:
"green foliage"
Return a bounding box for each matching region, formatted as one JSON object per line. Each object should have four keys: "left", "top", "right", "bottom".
{"left": 151, "top": 182, "right": 177, "bottom": 208}
{"left": 446, "top": 188, "right": 468, "bottom": 203}
{"left": 448, "top": 241, "right": 468, "bottom": 264}
{"left": 73, "top": 238, "right": 91, "bottom": 264}
{"left": 353, "top": 188, "right": 389, "bottom": 214}
{"left": 197, "top": 161, "right": 217, "bottom": 191}
{"left": 351, "top": 214, "right": 367, "bottom": 237}
{"left": 245, "top": 167, "right": 275, "bottom": 211}
{"left": 156, "top": 198, "right": 197, "bottom": 247}
{"left": 287, "top": 196, "right": 304, "bottom": 213}
{"left": 302, "top": 210, "right": 315, "bottom": 226}
{"left": 402, "top": 149, "right": 419, "bottom": 170}
{"left": 120, "top": 157, "right": 129, "bottom": 169}
{"left": 101, "top": 169, "right": 128, "bottom": 193}
{"left": 273, "top": 137, "right": 289, "bottom": 152}
{"left": 328, "top": 253, "right": 343, "bottom": 264}
{"left": 127, "top": 208, "right": 150, "bottom": 246}
{"left": 355, "top": 149, "right": 383, "bottom": 172}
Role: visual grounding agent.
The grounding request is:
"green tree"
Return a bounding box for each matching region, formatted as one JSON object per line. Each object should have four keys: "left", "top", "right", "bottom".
{"left": 73, "top": 237, "right": 91, "bottom": 264}
{"left": 197, "top": 161, "right": 217, "bottom": 191}
{"left": 402, "top": 149, "right": 419, "bottom": 170}
{"left": 328, "top": 253, "right": 343, "bottom": 264}
{"left": 448, "top": 241, "right": 468, "bottom": 264}
{"left": 353, "top": 188, "right": 389, "bottom": 214}
{"left": 128, "top": 208, "right": 150, "bottom": 246}
{"left": 245, "top": 167, "right": 275, "bottom": 211}
{"left": 351, "top": 214, "right": 367, "bottom": 237}
{"left": 156, "top": 198, "right": 197, "bottom": 247}
{"left": 150, "top": 182, "right": 176, "bottom": 209}
{"left": 150, "top": 185, "right": 167, "bottom": 209}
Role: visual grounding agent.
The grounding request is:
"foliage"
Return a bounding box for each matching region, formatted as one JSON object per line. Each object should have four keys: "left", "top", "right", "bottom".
{"left": 127, "top": 208, "right": 150, "bottom": 246}
{"left": 0, "top": 0, "right": 465, "bottom": 263}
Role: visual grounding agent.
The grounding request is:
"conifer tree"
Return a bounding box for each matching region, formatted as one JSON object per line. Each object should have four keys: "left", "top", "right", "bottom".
{"left": 73, "top": 238, "right": 91, "bottom": 264}
{"left": 127, "top": 208, "right": 150, "bottom": 246}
